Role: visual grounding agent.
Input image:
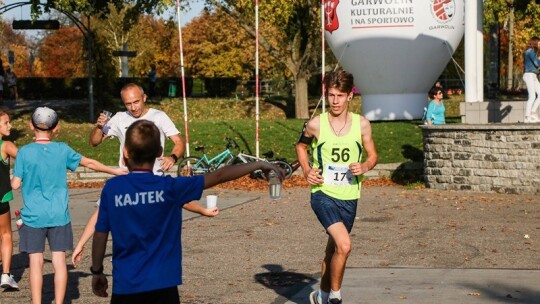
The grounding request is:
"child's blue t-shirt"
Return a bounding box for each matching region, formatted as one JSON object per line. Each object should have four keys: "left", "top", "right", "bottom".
{"left": 13, "top": 142, "right": 82, "bottom": 228}
{"left": 96, "top": 172, "right": 205, "bottom": 294}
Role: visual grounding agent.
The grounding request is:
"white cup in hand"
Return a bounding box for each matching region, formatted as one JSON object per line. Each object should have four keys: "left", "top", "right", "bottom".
{"left": 206, "top": 195, "right": 217, "bottom": 209}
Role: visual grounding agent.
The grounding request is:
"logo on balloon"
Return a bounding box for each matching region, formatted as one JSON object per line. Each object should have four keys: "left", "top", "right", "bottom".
{"left": 431, "top": 0, "right": 455, "bottom": 23}
{"left": 324, "top": 0, "right": 340, "bottom": 33}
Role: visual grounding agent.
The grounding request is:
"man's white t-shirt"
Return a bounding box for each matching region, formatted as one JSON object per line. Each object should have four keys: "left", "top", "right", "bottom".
{"left": 102, "top": 108, "right": 180, "bottom": 175}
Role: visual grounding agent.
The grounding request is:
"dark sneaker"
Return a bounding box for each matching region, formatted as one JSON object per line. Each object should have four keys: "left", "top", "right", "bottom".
{"left": 309, "top": 290, "right": 322, "bottom": 304}
{"left": 328, "top": 298, "right": 342, "bottom": 304}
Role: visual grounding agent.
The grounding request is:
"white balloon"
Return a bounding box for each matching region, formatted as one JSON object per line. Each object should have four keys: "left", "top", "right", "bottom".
{"left": 324, "top": 0, "right": 464, "bottom": 120}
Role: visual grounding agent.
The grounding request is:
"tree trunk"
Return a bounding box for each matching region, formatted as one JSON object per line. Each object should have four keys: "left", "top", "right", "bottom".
{"left": 294, "top": 75, "right": 309, "bottom": 119}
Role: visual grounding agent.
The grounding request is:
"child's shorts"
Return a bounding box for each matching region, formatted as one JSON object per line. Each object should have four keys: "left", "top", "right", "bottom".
{"left": 310, "top": 191, "right": 358, "bottom": 233}
{"left": 19, "top": 222, "right": 73, "bottom": 254}
{"left": 0, "top": 202, "right": 9, "bottom": 215}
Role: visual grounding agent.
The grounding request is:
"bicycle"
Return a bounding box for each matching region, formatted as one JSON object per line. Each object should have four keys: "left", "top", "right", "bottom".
{"left": 177, "top": 138, "right": 238, "bottom": 176}
{"left": 234, "top": 149, "right": 293, "bottom": 179}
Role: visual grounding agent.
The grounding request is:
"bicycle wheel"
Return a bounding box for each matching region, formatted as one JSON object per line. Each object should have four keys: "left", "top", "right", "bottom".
{"left": 177, "top": 157, "right": 206, "bottom": 176}
{"left": 271, "top": 160, "right": 293, "bottom": 179}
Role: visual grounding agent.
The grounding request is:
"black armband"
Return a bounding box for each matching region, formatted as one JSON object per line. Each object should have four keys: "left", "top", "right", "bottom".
{"left": 297, "top": 121, "right": 314, "bottom": 145}
{"left": 298, "top": 132, "right": 314, "bottom": 145}
{"left": 170, "top": 154, "right": 179, "bottom": 163}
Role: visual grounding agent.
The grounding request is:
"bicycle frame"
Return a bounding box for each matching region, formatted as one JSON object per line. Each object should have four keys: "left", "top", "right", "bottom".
{"left": 201, "top": 149, "right": 235, "bottom": 170}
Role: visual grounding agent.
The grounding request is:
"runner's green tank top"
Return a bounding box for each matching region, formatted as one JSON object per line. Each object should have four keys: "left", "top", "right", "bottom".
{"left": 0, "top": 140, "right": 13, "bottom": 203}
{"left": 311, "top": 112, "right": 363, "bottom": 200}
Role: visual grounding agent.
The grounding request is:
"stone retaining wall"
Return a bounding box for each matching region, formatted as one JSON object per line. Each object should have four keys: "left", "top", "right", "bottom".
{"left": 421, "top": 124, "right": 540, "bottom": 194}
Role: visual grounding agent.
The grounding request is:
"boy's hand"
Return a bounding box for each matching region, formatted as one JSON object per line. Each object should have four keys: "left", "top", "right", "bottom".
{"left": 261, "top": 163, "right": 286, "bottom": 181}
{"left": 201, "top": 207, "right": 219, "bottom": 217}
{"left": 72, "top": 245, "right": 84, "bottom": 268}
{"left": 92, "top": 274, "right": 108, "bottom": 297}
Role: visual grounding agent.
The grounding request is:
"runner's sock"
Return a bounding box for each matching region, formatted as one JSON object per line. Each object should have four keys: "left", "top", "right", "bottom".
{"left": 329, "top": 289, "right": 342, "bottom": 300}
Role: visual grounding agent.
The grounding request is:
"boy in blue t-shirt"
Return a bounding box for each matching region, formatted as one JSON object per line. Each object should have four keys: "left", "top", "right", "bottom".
{"left": 91, "top": 119, "right": 283, "bottom": 304}
{"left": 11, "top": 107, "right": 126, "bottom": 304}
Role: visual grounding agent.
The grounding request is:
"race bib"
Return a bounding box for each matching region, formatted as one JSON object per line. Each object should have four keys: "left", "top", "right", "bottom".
{"left": 323, "top": 163, "right": 354, "bottom": 186}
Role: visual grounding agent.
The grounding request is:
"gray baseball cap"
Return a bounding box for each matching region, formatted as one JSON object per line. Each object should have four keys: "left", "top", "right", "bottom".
{"left": 32, "top": 107, "right": 59, "bottom": 131}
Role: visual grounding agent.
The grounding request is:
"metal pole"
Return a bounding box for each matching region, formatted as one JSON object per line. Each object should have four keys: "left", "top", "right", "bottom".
{"left": 87, "top": 16, "right": 94, "bottom": 122}
{"left": 255, "top": 0, "right": 260, "bottom": 158}
{"left": 321, "top": 0, "right": 326, "bottom": 113}
{"left": 176, "top": 0, "right": 190, "bottom": 157}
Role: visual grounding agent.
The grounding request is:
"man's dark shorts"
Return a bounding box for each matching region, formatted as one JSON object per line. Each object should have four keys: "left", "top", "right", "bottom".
{"left": 310, "top": 191, "right": 358, "bottom": 232}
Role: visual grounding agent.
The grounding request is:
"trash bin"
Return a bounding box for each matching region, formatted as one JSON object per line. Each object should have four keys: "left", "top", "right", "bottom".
{"left": 168, "top": 80, "right": 177, "bottom": 97}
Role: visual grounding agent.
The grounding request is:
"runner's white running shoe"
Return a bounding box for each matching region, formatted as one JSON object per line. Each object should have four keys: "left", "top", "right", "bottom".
{"left": 0, "top": 273, "right": 19, "bottom": 289}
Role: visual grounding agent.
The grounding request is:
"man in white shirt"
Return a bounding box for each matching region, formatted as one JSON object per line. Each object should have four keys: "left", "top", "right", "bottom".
{"left": 90, "top": 83, "right": 183, "bottom": 174}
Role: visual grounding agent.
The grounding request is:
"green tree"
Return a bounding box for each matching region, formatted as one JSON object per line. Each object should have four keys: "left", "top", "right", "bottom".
{"left": 205, "top": 0, "right": 322, "bottom": 119}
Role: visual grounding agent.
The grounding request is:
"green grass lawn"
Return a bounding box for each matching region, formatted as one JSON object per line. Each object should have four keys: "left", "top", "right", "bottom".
{"left": 7, "top": 95, "right": 463, "bottom": 166}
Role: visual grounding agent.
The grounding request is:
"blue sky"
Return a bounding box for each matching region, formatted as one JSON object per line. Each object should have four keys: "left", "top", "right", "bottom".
{"left": 2, "top": 0, "right": 205, "bottom": 37}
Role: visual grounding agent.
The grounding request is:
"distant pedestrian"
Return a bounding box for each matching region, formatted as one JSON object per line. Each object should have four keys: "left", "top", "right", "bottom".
{"left": 522, "top": 36, "right": 540, "bottom": 123}
{"left": 0, "top": 73, "right": 4, "bottom": 105}
{"left": 5, "top": 68, "right": 17, "bottom": 101}
{"left": 424, "top": 87, "right": 446, "bottom": 125}
{"left": 148, "top": 64, "right": 157, "bottom": 101}
{"left": 90, "top": 119, "right": 284, "bottom": 303}
{"left": 11, "top": 107, "right": 126, "bottom": 304}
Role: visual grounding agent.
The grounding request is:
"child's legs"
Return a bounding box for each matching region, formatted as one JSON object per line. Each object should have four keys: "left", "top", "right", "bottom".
{"left": 51, "top": 252, "right": 67, "bottom": 304}
{"left": 0, "top": 205, "right": 13, "bottom": 273}
{"left": 48, "top": 223, "right": 73, "bottom": 304}
{"left": 29, "top": 253, "right": 44, "bottom": 304}
{"left": 19, "top": 225, "right": 47, "bottom": 304}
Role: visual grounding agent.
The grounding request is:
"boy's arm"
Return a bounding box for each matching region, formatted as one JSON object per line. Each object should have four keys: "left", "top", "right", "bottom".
{"left": 204, "top": 161, "right": 284, "bottom": 189}
{"left": 11, "top": 176, "right": 21, "bottom": 190}
{"left": 183, "top": 201, "right": 219, "bottom": 217}
{"left": 357, "top": 117, "right": 378, "bottom": 174}
{"left": 91, "top": 231, "right": 109, "bottom": 297}
{"left": 72, "top": 209, "right": 99, "bottom": 267}
{"left": 79, "top": 156, "right": 127, "bottom": 176}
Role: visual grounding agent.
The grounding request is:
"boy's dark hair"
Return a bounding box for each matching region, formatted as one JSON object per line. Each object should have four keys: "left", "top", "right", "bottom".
{"left": 527, "top": 36, "right": 540, "bottom": 51}
{"left": 125, "top": 120, "right": 161, "bottom": 165}
{"left": 324, "top": 70, "right": 354, "bottom": 95}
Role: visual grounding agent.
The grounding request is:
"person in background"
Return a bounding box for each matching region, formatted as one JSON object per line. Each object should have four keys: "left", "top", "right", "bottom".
{"left": 425, "top": 87, "right": 446, "bottom": 125}
{"left": 148, "top": 64, "right": 157, "bottom": 101}
{"left": 522, "top": 36, "right": 540, "bottom": 123}
{"left": 5, "top": 68, "right": 17, "bottom": 101}
{"left": 0, "top": 72, "right": 4, "bottom": 105}
{"left": 0, "top": 109, "right": 18, "bottom": 290}
{"left": 11, "top": 107, "right": 126, "bottom": 304}
{"left": 296, "top": 70, "right": 378, "bottom": 304}
{"left": 90, "top": 119, "right": 284, "bottom": 303}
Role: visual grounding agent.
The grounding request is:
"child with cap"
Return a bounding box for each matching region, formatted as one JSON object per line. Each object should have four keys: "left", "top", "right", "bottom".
{"left": 90, "top": 120, "right": 284, "bottom": 304}
{"left": 11, "top": 107, "right": 126, "bottom": 304}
